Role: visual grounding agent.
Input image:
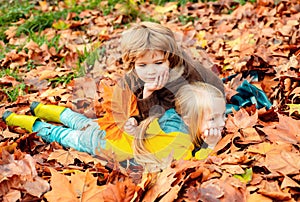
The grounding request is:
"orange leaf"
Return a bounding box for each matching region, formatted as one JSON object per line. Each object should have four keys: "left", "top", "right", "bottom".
{"left": 98, "top": 82, "right": 139, "bottom": 140}
{"left": 45, "top": 168, "right": 105, "bottom": 202}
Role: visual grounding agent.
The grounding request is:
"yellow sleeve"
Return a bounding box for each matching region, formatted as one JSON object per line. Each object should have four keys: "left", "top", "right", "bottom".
{"left": 144, "top": 119, "right": 195, "bottom": 161}
{"left": 194, "top": 148, "right": 213, "bottom": 160}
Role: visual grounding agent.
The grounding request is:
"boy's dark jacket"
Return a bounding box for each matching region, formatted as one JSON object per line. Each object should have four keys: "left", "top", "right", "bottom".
{"left": 120, "top": 52, "right": 224, "bottom": 121}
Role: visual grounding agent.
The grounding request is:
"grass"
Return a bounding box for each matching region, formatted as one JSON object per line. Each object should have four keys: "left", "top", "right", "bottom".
{"left": 0, "top": 0, "right": 257, "bottom": 103}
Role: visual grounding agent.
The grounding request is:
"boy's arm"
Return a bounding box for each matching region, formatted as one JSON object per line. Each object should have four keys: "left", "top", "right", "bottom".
{"left": 136, "top": 92, "right": 161, "bottom": 119}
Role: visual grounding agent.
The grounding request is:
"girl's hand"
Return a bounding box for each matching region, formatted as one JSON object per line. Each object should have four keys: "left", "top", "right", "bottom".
{"left": 202, "top": 128, "right": 222, "bottom": 149}
{"left": 124, "top": 117, "right": 138, "bottom": 135}
{"left": 143, "top": 70, "right": 169, "bottom": 98}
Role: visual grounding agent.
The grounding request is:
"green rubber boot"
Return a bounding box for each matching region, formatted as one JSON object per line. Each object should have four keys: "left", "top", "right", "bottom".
{"left": 2, "top": 111, "right": 39, "bottom": 133}
{"left": 30, "top": 101, "right": 66, "bottom": 123}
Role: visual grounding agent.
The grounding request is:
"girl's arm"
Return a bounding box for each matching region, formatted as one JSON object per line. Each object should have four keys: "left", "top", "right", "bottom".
{"left": 194, "top": 128, "right": 222, "bottom": 160}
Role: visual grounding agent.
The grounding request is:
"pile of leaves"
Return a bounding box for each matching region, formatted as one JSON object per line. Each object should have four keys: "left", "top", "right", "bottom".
{"left": 0, "top": 0, "right": 299, "bottom": 201}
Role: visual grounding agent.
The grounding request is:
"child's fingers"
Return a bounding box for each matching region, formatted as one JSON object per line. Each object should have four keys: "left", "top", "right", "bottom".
{"left": 161, "top": 70, "right": 169, "bottom": 86}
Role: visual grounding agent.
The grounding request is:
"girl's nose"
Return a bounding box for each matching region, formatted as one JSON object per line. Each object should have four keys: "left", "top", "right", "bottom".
{"left": 218, "top": 117, "right": 226, "bottom": 128}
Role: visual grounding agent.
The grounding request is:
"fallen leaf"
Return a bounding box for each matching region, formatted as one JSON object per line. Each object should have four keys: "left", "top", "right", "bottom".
{"left": 281, "top": 175, "right": 300, "bottom": 189}
{"left": 265, "top": 149, "right": 300, "bottom": 175}
{"left": 98, "top": 82, "right": 139, "bottom": 140}
{"left": 258, "top": 180, "right": 292, "bottom": 201}
{"left": 44, "top": 168, "right": 105, "bottom": 202}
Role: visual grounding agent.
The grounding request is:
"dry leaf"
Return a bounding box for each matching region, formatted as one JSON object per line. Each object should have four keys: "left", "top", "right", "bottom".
{"left": 98, "top": 82, "right": 139, "bottom": 140}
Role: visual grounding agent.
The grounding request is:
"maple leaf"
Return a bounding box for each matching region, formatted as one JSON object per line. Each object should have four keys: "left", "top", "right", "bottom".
{"left": 0, "top": 151, "right": 50, "bottom": 197}
{"left": 99, "top": 178, "right": 136, "bottom": 201}
{"left": 225, "top": 108, "right": 258, "bottom": 133}
{"left": 98, "top": 82, "right": 139, "bottom": 140}
{"left": 47, "top": 149, "right": 106, "bottom": 166}
{"left": 258, "top": 180, "right": 292, "bottom": 201}
{"left": 265, "top": 149, "right": 300, "bottom": 175}
{"left": 259, "top": 114, "right": 300, "bottom": 144}
{"left": 44, "top": 168, "right": 105, "bottom": 202}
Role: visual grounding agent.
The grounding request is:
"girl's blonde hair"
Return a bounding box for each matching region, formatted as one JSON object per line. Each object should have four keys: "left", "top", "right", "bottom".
{"left": 121, "top": 21, "right": 183, "bottom": 70}
{"left": 175, "top": 82, "right": 224, "bottom": 148}
{"left": 133, "top": 82, "right": 225, "bottom": 172}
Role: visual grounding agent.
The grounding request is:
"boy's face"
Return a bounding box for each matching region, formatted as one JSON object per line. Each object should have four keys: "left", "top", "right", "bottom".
{"left": 134, "top": 50, "right": 170, "bottom": 83}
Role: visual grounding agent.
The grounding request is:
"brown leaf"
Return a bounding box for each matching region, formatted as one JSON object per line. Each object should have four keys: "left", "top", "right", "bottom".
{"left": 0, "top": 75, "right": 20, "bottom": 86}
{"left": 0, "top": 151, "right": 49, "bottom": 197}
{"left": 2, "top": 190, "right": 21, "bottom": 202}
{"left": 99, "top": 178, "right": 136, "bottom": 202}
{"left": 225, "top": 108, "right": 258, "bottom": 133}
{"left": 47, "top": 149, "right": 78, "bottom": 166}
{"left": 247, "top": 192, "right": 272, "bottom": 202}
{"left": 265, "top": 149, "right": 300, "bottom": 175}
{"left": 281, "top": 175, "right": 300, "bottom": 189}
{"left": 259, "top": 114, "right": 300, "bottom": 144}
{"left": 221, "top": 164, "right": 245, "bottom": 175}
{"left": 258, "top": 180, "right": 292, "bottom": 201}
{"left": 141, "top": 169, "right": 177, "bottom": 201}
{"left": 198, "top": 177, "right": 246, "bottom": 202}
{"left": 247, "top": 142, "right": 273, "bottom": 155}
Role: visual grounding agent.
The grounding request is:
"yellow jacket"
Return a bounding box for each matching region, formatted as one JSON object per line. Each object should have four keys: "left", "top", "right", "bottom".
{"left": 105, "top": 118, "right": 212, "bottom": 162}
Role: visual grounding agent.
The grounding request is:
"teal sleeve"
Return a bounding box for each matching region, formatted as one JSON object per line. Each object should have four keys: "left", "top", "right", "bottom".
{"left": 158, "top": 108, "right": 189, "bottom": 134}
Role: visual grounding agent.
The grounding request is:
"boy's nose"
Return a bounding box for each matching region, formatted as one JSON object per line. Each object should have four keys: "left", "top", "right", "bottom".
{"left": 147, "top": 67, "right": 156, "bottom": 75}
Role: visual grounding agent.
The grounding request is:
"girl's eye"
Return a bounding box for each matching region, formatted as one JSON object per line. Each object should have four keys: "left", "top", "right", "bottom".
{"left": 155, "top": 61, "right": 163, "bottom": 65}
{"left": 137, "top": 64, "right": 146, "bottom": 67}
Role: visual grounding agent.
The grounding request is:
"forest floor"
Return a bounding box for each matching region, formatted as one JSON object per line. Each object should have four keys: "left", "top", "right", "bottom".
{"left": 0, "top": 0, "right": 299, "bottom": 201}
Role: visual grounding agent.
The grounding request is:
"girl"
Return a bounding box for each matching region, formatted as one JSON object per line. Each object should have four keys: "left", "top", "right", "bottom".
{"left": 120, "top": 21, "right": 225, "bottom": 133}
{"left": 2, "top": 82, "right": 226, "bottom": 172}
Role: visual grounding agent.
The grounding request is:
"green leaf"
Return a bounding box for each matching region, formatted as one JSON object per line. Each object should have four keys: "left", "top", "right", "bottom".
{"left": 234, "top": 168, "right": 253, "bottom": 183}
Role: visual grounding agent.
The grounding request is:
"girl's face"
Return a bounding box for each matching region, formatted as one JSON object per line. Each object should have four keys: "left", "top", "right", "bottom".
{"left": 134, "top": 50, "right": 170, "bottom": 83}
{"left": 202, "top": 97, "right": 226, "bottom": 132}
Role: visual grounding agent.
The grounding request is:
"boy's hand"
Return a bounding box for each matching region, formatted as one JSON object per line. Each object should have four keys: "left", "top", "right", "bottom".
{"left": 143, "top": 69, "right": 169, "bottom": 98}
{"left": 124, "top": 117, "right": 138, "bottom": 135}
{"left": 202, "top": 128, "right": 222, "bottom": 149}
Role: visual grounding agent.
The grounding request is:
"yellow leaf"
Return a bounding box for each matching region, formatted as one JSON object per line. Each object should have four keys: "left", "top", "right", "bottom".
{"left": 64, "top": 0, "right": 76, "bottom": 8}
{"left": 286, "top": 104, "right": 300, "bottom": 115}
{"left": 52, "top": 20, "right": 70, "bottom": 30}
{"left": 247, "top": 142, "right": 272, "bottom": 155}
{"left": 154, "top": 2, "right": 177, "bottom": 14}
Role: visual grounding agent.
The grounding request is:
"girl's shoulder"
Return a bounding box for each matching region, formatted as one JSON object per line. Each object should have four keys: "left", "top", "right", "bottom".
{"left": 158, "top": 109, "right": 189, "bottom": 134}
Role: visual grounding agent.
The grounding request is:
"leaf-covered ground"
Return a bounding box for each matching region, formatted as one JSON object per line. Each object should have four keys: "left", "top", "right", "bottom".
{"left": 0, "top": 0, "right": 300, "bottom": 201}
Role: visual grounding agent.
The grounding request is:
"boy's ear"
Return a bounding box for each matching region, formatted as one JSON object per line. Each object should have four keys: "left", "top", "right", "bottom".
{"left": 182, "top": 116, "right": 189, "bottom": 126}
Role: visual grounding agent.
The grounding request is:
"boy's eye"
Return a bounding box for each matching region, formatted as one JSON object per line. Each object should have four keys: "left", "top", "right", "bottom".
{"left": 137, "top": 64, "right": 146, "bottom": 67}
{"left": 155, "top": 61, "right": 163, "bottom": 65}
{"left": 208, "top": 117, "right": 215, "bottom": 122}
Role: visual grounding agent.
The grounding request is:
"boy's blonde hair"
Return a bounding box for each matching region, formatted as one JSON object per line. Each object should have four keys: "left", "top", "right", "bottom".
{"left": 121, "top": 21, "right": 183, "bottom": 70}
{"left": 133, "top": 82, "right": 225, "bottom": 172}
